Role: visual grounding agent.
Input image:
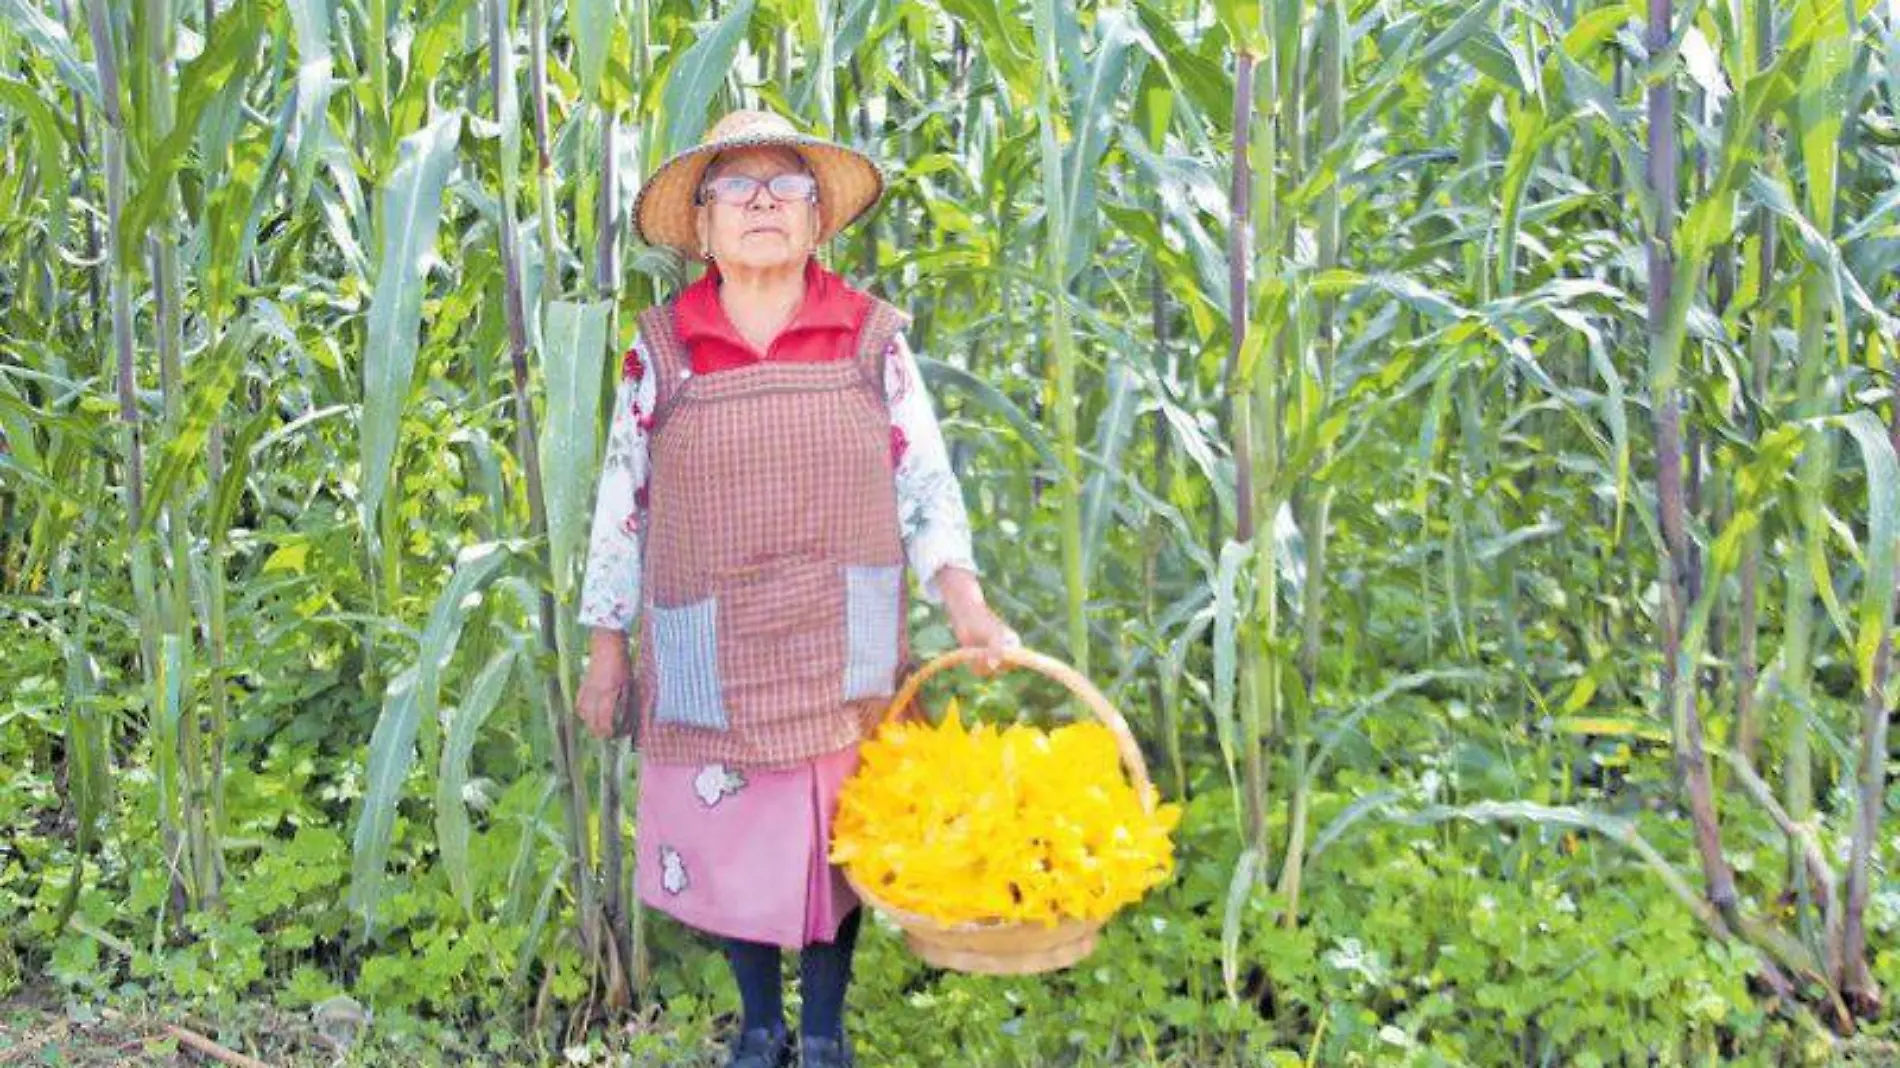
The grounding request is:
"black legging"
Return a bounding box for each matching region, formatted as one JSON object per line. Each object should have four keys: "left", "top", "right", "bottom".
{"left": 724, "top": 906, "right": 863, "bottom": 1041}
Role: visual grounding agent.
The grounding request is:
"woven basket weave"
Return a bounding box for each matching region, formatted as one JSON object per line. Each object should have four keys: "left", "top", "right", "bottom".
{"left": 840, "top": 647, "right": 1157, "bottom": 976}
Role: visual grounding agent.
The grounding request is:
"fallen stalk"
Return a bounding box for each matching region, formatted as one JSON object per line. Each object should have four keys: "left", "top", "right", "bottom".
{"left": 99, "top": 1008, "right": 278, "bottom": 1068}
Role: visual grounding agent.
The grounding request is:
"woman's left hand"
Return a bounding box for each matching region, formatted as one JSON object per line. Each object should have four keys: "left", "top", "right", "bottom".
{"left": 936, "top": 566, "right": 1019, "bottom": 676}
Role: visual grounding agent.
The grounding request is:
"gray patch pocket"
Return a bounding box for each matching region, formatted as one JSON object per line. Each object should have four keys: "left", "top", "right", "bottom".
{"left": 842, "top": 564, "right": 903, "bottom": 700}
{"left": 650, "top": 599, "right": 729, "bottom": 731}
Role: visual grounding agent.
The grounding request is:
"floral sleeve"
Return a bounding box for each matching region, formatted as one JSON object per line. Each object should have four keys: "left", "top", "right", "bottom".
{"left": 885, "top": 331, "right": 979, "bottom": 604}
{"left": 577, "top": 335, "right": 656, "bottom": 632}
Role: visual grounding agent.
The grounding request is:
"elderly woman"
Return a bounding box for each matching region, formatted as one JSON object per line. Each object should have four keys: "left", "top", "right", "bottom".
{"left": 573, "top": 110, "right": 1016, "bottom": 1068}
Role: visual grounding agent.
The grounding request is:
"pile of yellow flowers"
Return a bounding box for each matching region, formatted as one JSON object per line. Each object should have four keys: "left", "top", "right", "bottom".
{"left": 831, "top": 701, "right": 1181, "bottom": 927}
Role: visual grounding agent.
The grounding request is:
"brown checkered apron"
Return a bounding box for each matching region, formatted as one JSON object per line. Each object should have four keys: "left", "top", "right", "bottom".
{"left": 631, "top": 298, "right": 910, "bottom": 768}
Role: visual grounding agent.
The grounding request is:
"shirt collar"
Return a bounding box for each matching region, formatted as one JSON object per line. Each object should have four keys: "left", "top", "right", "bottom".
{"left": 675, "top": 258, "right": 870, "bottom": 350}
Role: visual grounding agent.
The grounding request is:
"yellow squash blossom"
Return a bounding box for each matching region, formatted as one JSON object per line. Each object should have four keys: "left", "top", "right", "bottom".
{"left": 831, "top": 701, "right": 1181, "bottom": 927}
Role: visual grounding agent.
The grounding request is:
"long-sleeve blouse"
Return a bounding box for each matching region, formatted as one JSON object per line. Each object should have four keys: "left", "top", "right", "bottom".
{"left": 576, "top": 330, "right": 977, "bottom": 633}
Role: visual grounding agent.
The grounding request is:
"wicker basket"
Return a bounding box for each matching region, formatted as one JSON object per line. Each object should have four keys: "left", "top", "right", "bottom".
{"left": 839, "top": 646, "right": 1158, "bottom": 976}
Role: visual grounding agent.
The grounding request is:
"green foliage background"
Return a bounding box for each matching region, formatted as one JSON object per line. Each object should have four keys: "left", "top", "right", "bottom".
{"left": 1, "top": 0, "right": 1898, "bottom": 1064}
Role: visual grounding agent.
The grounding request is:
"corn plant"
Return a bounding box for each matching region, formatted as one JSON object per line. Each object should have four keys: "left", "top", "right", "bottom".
{"left": 0, "top": 0, "right": 1896, "bottom": 1054}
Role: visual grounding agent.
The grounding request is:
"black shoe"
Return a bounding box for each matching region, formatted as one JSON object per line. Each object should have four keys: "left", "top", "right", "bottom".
{"left": 726, "top": 1023, "right": 793, "bottom": 1068}
{"left": 799, "top": 1035, "right": 855, "bottom": 1068}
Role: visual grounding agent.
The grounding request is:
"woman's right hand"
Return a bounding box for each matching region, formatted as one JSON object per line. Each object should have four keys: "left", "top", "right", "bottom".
{"left": 577, "top": 629, "right": 633, "bottom": 739}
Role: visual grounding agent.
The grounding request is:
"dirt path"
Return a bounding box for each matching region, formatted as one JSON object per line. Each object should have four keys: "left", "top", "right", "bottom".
{"left": 0, "top": 985, "right": 318, "bottom": 1067}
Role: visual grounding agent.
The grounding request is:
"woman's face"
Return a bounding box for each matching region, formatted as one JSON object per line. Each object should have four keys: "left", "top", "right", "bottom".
{"left": 693, "top": 146, "right": 822, "bottom": 274}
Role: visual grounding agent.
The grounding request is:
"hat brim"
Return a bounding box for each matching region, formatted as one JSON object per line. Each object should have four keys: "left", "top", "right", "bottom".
{"left": 633, "top": 134, "right": 885, "bottom": 252}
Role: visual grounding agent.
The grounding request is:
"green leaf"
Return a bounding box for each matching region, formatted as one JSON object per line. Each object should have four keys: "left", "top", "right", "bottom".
{"left": 360, "top": 111, "right": 463, "bottom": 550}
{"left": 1709, "top": 501, "right": 1760, "bottom": 578}
{"left": 1061, "top": 7, "right": 1143, "bottom": 282}
{"left": 1080, "top": 362, "right": 1140, "bottom": 582}
{"left": 0, "top": 0, "right": 100, "bottom": 105}
{"left": 1745, "top": 172, "right": 1898, "bottom": 334}
{"left": 574, "top": 0, "right": 616, "bottom": 102}
{"left": 1829, "top": 412, "right": 1898, "bottom": 689}
{"left": 1221, "top": 847, "right": 1261, "bottom": 1004}
{"left": 159, "top": 632, "right": 187, "bottom": 739}
{"left": 436, "top": 646, "right": 519, "bottom": 915}
{"left": 262, "top": 542, "right": 310, "bottom": 574}
{"left": 1211, "top": 538, "right": 1249, "bottom": 787}
{"left": 1573, "top": 319, "right": 1631, "bottom": 545}
{"left": 287, "top": 0, "right": 337, "bottom": 206}
{"left": 1460, "top": 29, "right": 1526, "bottom": 93}
{"left": 792, "top": 0, "right": 878, "bottom": 118}
{"left": 60, "top": 587, "right": 109, "bottom": 856}
{"left": 540, "top": 299, "right": 612, "bottom": 597}
{"left": 940, "top": 0, "right": 1040, "bottom": 104}
{"left": 204, "top": 133, "right": 273, "bottom": 321}
{"left": 1131, "top": 0, "right": 1231, "bottom": 129}
{"left": 1473, "top": 520, "right": 1563, "bottom": 562}
{"left": 153, "top": 633, "right": 187, "bottom": 834}
{"left": 1793, "top": 0, "right": 1852, "bottom": 232}
{"left": 1680, "top": 26, "right": 1730, "bottom": 108}
{"left": 0, "top": 449, "right": 54, "bottom": 494}
{"left": 1232, "top": 317, "right": 1273, "bottom": 387}
{"left": 658, "top": 0, "right": 755, "bottom": 157}
{"left": 0, "top": 77, "right": 68, "bottom": 239}
{"left": 140, "top": 329, "right": 252, "bottom": 530}
{"left": 350, "top": 542, "right": 512, "bottom": 933}
{"left": 1419, "top": 0, "right": 1503, "bottom": 70}
{"left": 1211, "top": 0, "right": 1263, "bottom": 53}
{"left": 1497, "top": 101, "right": 1553, "bottom": 295}
{"left": 1561, "top": 4, "right": 1633, "bottom": 59}
{"left": 120, "top": 0, "right": 272, "bottom": 250}
{"left": 348, "top": 668, "right": 420, "bottom": 932}
{"left": 915, "top": 357, "right": 1062, "bottom": 472}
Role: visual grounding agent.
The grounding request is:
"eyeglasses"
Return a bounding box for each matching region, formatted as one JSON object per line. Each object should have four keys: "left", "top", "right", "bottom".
{"left": 695, "top": 173, "right": 820, "bottom": 207}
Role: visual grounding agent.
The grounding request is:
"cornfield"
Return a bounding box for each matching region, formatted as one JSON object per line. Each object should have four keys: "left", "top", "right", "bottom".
{"left": 1, "top": 0, "right": 1897, "bottom": 1063}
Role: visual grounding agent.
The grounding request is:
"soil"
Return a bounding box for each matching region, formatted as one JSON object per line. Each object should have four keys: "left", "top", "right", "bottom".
{"left": 0, "top": 983, "right": 328, "bottom": 1067}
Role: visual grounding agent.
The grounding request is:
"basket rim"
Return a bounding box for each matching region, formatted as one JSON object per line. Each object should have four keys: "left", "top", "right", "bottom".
{"left": 881, "top": 646, "right": 1157, "bottom": 813}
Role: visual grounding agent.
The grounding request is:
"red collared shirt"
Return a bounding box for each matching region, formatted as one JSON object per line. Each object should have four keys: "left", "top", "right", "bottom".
{"left": 673, "top": 259, "right": 872, "bottom": 374}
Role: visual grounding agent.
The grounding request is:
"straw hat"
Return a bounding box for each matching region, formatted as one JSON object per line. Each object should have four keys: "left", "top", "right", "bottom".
{"left": 633, "top": 110, "right": 886, "bottom": 253}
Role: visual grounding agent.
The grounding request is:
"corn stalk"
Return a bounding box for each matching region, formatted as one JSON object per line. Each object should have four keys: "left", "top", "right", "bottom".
{"left": 1838, "top": 334, "right": 1899, "bottom": 1014}
{"left": 84, "top": 0, "right": 170, "bottom": 906}
{"left": 1733, "top": 0, "right": 1777, "bottom": 767}
{"left": 486, "top": 0, "right": 603, "bottom": 982}
{"left": 1030, "top": 0, "right": 1088, "bottom": 675}
{"left": 1225, "top": 42, "right": 1272, "bottom": 870}
{"left": 1278, "top": 0, "right": 1347, "bottom": 927}
{"left": 1646, "top": 0, "right": 1741, "bottom": 929}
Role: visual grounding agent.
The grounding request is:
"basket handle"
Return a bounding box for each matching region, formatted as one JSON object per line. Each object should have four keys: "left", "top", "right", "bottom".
{"left": 883, "top": 647, "right": 1157, "bottom": 814}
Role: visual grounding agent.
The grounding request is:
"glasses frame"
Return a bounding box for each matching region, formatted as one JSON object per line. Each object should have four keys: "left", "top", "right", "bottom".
{"left": 694, "top": 172, "right": 821, "bottom": 208}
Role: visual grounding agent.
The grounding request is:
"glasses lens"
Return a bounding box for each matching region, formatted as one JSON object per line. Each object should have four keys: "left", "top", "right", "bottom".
{"left": 767, "top": 174, "right": 818, "bottom": 202}
{"left": 705, "top": 176, "right": 762, "bottom": 205}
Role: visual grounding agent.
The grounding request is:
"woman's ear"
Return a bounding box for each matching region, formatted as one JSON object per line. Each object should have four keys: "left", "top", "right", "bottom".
{"left": 693, "top": 207, "right": 711, "bottom": 260}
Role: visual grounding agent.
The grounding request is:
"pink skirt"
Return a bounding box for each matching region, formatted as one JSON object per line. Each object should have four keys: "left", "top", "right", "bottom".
{"left": 634, "top": 745, "right": 863, "bottom": 949}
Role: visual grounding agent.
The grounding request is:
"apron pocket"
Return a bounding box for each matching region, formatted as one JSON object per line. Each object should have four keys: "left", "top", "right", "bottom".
{"left": 651, "top": 598, "right": 730, "bottom": 730}
{"left": 842, "top": 564, "right": 902, "bottom": 700}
